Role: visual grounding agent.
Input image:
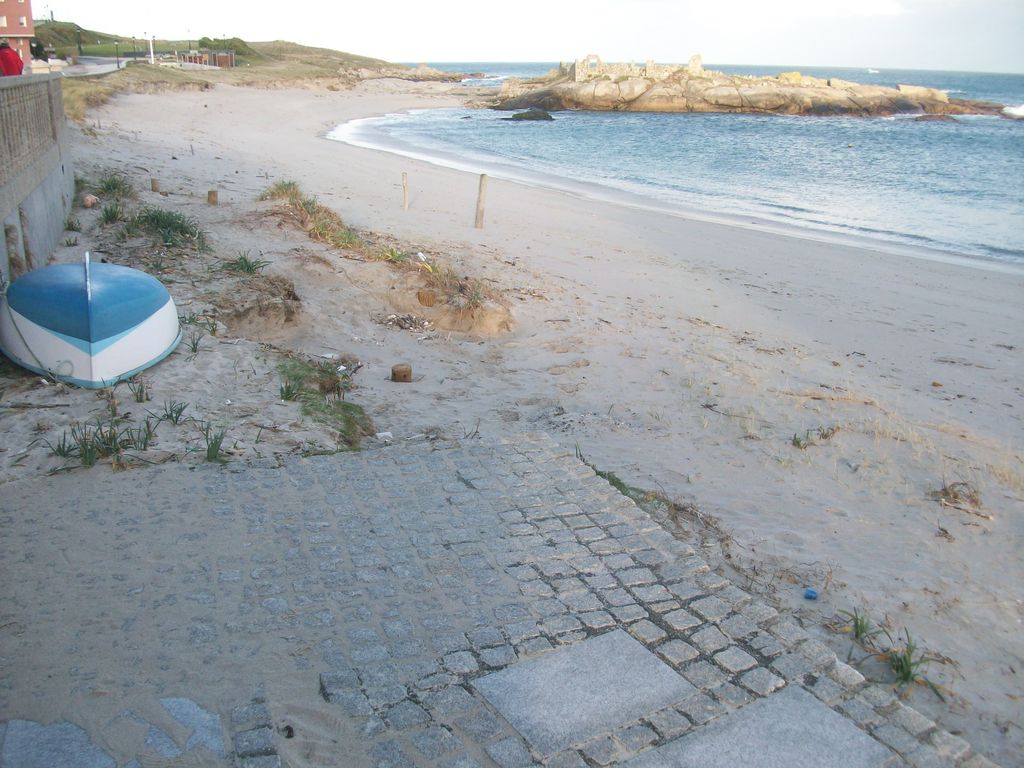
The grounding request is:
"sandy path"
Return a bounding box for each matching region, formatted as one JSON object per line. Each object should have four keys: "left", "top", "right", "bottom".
{"left": 29, "top": 79, "right": 1024, "bottom": 763}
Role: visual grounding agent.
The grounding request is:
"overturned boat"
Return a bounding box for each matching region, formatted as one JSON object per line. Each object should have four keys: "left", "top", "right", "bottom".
{"left": 0, "top": 254, "right": 180, "bottom": 388}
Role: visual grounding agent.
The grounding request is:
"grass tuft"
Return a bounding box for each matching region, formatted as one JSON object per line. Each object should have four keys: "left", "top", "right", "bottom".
{"left": 100, "top": 202, "right": 124, "bottom": 225}
{"left": 199, "top": 422, "right": 227, "bottom": 462}
{"left": 792, "top": 425, "right": 840, "bottom": 449}
{"left": 374, "top": 247, "right": 410, "bottom": 264}
{"left": 184, "top": 331, "right": 204, "bottom": 355}
{"left": 124, "top": 206, "right": 207, "bottom": 250}
{"left": 836, "top": 607, "right": 881, "bottom": 646}
{"left": 70, "top": 422, "right": 100, "bottom": 467}
{"left": 876, "top": 628, "right": 945, "bottom": 700}
{"left": 151, "top": 400, "right": 190, "bottom": 425}
{"left": 127, "top": 376, "right": 151, "bottom": 403}
{"left": 258, "top": 180, "right": 301, "bottom": 201}
{"left": 277, "top": 357, "right": 370, "bottom": 449}
{"left": 96, "top": 172, "right": 135, "bottom": 199}
{"left": 221, "top": 250, "right": 271, "bottom": 274}
{"left": 48, "top": 415, "right": 159, "bottom": 469}
{"left": 45, "top": 430, "right": 77, "bottom": 458}
{"left": 280, "top": 379, "right": 302, "bottom": 401}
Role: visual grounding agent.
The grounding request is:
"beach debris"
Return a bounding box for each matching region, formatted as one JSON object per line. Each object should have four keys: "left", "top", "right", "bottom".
{"left": 391, "top": 363, "right": 412, "bottom": 383}
{"left": 378, "top": 313, "right": 432, "bottom": 332}
{"left": 804, "top": 587, "right": 818, "bottom": 600}
{"left": 375, "top": 431, "right": 393, "bottom": 444}
{"left": 928, "top": 481, "right": 990, "bottom": 519}
{"left": 207, "top": 190, "right": 219, "bottom": 206}
{"left": 81, "top": 193, "right": 99, "bottom": 208}
{"left": 150, "top": 178, "right": 160, "bottom": 193}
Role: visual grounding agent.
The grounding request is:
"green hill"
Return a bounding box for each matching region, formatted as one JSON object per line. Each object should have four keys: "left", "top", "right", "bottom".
{"left": 44, "top": 19, "right": 465, "bottom": 120}
{"left": 33, "top": 20, "right": 120, "bottom": 52}
{"left": 33, "top": 19, "right": 408, "bottom": 74}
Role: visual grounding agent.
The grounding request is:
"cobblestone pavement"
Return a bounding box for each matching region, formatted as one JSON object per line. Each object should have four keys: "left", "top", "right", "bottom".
{"left": 0, "top": 434, "right": 996, "bottom": 767}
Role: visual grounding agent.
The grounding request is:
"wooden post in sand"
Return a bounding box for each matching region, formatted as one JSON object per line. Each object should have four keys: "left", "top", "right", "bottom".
{"left": 474, "top": 174, "right": 488, "bottom": 229}
{"left": 150, "top": 178, "right": 160, "bottom": 193}
{"left": 402, "top": 172, "right": 409, "bottom": 211}
{"left": 207, "top": 190, "right": 218, "bottom": 206}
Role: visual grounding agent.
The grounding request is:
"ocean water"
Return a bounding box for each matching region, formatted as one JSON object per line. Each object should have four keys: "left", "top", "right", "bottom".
{"left": 340, "top": 64, "right": 1024, "bottom": 266}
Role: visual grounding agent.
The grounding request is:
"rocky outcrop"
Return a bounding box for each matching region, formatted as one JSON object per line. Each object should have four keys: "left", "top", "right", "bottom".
{"left": 898, "top": 83, "right": 949, "bottom": 104}
{"left": 493, "top": 68, "right": 1005, "bottom": 117}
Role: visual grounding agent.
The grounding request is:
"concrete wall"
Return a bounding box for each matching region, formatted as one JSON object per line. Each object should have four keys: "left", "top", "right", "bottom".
{"left": 0, "top": 73, "right": 74, "bottom": 285}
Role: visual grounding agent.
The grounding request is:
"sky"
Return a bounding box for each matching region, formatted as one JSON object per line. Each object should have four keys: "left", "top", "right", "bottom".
{"left": 44, "top": 0, "right": 1024, "bottom": 73}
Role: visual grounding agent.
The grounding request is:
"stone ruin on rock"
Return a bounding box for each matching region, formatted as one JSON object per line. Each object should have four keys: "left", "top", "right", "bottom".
{"left": 563, "top": 53, "right": 705, "bottom": 83}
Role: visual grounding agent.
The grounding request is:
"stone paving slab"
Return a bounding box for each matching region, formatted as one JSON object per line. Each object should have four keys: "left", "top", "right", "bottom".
{"left": 623, "top": 685, "right": 895, "bottom": 768}
{"left": 0, "top": 720, "right": 116, "bottom": 768}
{"left": 0, "top": 434, "right": 995, "bottom": 767}
{"left": 474, "top": 629, "right": 695, "bottom": 757}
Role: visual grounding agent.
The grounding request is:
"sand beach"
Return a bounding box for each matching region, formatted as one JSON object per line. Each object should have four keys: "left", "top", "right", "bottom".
{"left": 1, "top": 78, "right": 1021, "bottom": 764}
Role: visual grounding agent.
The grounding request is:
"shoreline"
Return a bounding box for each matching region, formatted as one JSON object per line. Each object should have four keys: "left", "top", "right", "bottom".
{"left": 329, "top": 111, "right": 1024, "bottom": 276}
{"left": 9, "top": 79, "right": 1023, "bottom": 764}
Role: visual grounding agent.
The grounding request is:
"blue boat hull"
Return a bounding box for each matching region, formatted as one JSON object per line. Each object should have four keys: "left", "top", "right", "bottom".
{"left": 1, "top": 260, "right": 181, "bottom": 388}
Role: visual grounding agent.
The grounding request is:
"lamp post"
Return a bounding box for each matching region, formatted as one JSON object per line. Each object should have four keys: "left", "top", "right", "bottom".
{"left": 114, "top": 40, "right": 119, "bottom": 68}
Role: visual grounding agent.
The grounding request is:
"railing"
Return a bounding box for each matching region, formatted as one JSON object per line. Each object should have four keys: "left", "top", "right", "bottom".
{"left": 0, "top": 73, "right": 71, "bottom": 279}
{"left": 0, "top": 74, "right": 64, "bottom": 193}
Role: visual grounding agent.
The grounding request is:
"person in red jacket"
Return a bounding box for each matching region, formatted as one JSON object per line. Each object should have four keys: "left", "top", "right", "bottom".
{"left": 0, "top": 41, "right": 24, "bottom": 76}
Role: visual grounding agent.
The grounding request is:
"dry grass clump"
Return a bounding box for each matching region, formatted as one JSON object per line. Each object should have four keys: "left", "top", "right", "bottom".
{"left": 63, "top": 79, "right": 114, "bottom": 121}
{"left": 988, "top": 461, "right": 1024, "bottom": 493}
{"left": 63, "top": 66, "right": 213, "bottom": 122}
{"left": 262, "top": 181, "right": 496, "bottom": 310}
{"left": 419, "top": 259, "right": 492, "bottom": 311}
{"left": 369, "top": 247, "right": 495, "bottom": 312}
{"left": 928, "top": 480, "right": 989, "bottom": 519}
{"left": 260, "top": 182, "right": 508, "bottom": 329}
{"left": 260, "top": 181, "right": 360, "bottom": 248}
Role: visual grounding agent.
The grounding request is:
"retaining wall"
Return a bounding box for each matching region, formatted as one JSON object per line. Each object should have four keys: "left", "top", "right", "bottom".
{"left": 0, "top": 74, "right": 74, "bottom": 285}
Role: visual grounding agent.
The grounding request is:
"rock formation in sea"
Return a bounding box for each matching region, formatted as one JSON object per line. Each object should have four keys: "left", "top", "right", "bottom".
{"left": 492, "top": 56, "right": 1004, "bottom": 117}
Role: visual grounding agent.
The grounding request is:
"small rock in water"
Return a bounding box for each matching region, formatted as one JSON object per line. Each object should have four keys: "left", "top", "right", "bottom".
{"left": 504, "top": 108, "right": 555, "bottom": 121}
